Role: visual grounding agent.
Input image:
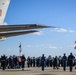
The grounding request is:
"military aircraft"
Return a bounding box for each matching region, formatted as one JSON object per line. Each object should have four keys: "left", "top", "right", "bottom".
{"left": 0, "top": 0, "right": 56, "bottom": 41}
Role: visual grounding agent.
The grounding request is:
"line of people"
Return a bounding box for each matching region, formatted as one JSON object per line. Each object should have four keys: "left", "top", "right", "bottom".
{"left": 0, "top": 54, "right": 26, "bottom": 71}
{"left": 0, "top": 53, "right": 76, "bottom": 72}
{"left": 26, "top": 53, "right": 75, "bottom": 72}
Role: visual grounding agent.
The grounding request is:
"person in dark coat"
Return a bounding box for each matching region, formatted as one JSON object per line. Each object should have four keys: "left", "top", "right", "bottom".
{"left": 68, "top": 53, "right": 75, "bottom": 72}
{"left": 30, "top": 57, "right": 33, "bottom": 67}
{"left": 1, "top": 55, "right": 6, "bottom": 70}
{"left": 62, "top": 53, "right": 67, "bottom": 71}
{"left": 32, "top": 57, "right": 35, "bottom": 67}
{"left": 41, "top": 54, "right": 45, "bottom": 71}
{"left": 49, "top": 55, "right": 52, "bottom": 67}
{"left": 27, "top": 56, "right": 30, "bottom": 68}
{"left": 8, "top": 56, "right": 13, "bottom": 68}
{"left": 21, "top": 55, "right": 26, "bottom": 71}
{"left": 53, "top": 56, "right": 58, "bottom": 69}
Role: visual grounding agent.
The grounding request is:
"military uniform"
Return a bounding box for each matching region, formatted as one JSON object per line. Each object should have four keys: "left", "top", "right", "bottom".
{"left": 41, "top": 54, "right": 45, "bottom": 71}
{"left": 68, "top": 53, "right": 75, "bottom": 72}
{"left": 21, "top": 55, "right": 26, "bottom": 71}
{"left": 1, "top": 55, "right": 6, "bottom": 70}
{"left": 62, "top": 54, "right": 67, "bottom": 71}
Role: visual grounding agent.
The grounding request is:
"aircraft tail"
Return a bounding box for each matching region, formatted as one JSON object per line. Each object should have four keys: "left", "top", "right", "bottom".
{"left": 0, "top": 0, "right": 10, "bottom": 24}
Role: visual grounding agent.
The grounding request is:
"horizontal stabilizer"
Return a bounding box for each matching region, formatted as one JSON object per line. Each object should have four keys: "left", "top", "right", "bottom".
{"left": 0, "top": 30, "right": 38, "bottom": 37}
{"left": 0, "top": 24, "right": 55, "bottom": 32}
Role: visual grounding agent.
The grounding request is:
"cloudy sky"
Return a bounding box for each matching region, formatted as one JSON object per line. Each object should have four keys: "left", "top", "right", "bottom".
{"left": 0, "top": 0, "right": 76, "bottom": 58}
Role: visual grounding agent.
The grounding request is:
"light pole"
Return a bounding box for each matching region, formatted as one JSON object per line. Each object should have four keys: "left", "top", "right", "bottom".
{"left": 19, "top": 42, "right": 22, "bottom": 56}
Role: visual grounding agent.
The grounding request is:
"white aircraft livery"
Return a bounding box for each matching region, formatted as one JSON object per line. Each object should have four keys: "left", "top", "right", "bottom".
{"left": 0, "top": 0, "right": 56, "bottom": 40}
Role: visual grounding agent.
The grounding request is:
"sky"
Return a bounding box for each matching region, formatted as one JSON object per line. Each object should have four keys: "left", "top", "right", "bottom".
{"left": 0, "top": 0, "right": 76, "bottom": 58}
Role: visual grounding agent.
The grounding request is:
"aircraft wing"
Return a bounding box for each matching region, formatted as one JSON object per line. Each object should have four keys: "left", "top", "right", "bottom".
{"left": 0, "top": 30, "right": 38, "bottom": 37}
{"left": 0, "top": 24, "right": 56, "bottom": 32}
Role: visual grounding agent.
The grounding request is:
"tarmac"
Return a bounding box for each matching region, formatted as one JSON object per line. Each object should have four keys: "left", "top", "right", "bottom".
{"left": 0, "top": 67, "right": 76, "bottom": 75}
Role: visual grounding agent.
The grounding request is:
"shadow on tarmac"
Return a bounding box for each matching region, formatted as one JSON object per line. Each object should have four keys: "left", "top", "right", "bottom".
{"left": 36, "top": 74, "right": 56, "bottom": 75}
{"left": 3, "top": 69, "right": 31, "bottom": 72}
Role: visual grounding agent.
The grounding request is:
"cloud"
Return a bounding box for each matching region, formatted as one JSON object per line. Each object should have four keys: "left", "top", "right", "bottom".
{"left": 8, "top": 49, "right": 11, "bottom": 51}
{"left": 27, "top": 45, "right": 42, "bottom": 48}
{"left": 3, "top": 22, "right": 8, "bottom": 25}
{"left": 27, "top": 45, "right": 32, "bottom": 48}
{"left": 32, "top": 31, "right": 43, "bottom": 35}
{"left": 44, "top": 44, "right": 57, "bottom": 49}
{"left": 51, "top": 28, "right": 75, "bottom": 33}
{"left": 48, "top": 44, "right": 73, "bottom": 49}
{"left": 48, "top": 46, "right": 57, "bottom": 49}
{"left": 68, "top": 30, "right": 75, "bottom": 32}
{"left": 26, "top": 44, "right": 75, "bottom": 50}
{"left": 26, "top": 44, "right": 57, "bottom": 49}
